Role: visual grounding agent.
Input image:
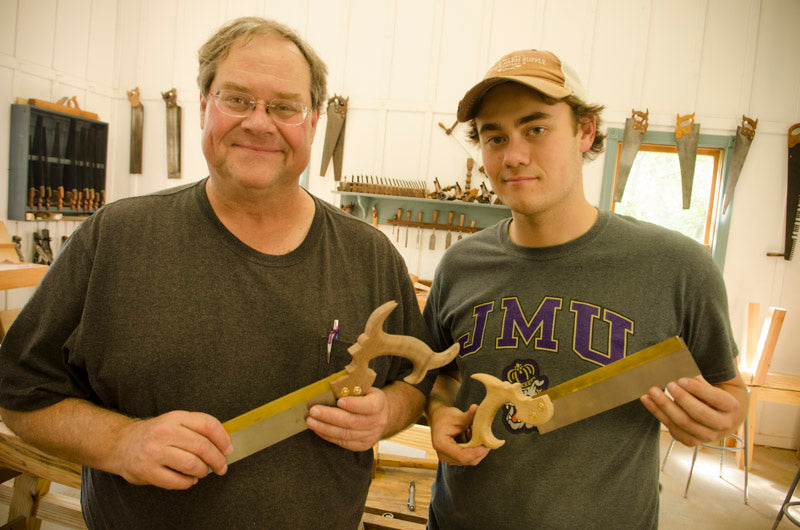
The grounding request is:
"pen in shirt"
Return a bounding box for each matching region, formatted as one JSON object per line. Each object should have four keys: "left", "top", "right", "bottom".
{"left": 326, "top": 319, "right": 339, "bottom": 363}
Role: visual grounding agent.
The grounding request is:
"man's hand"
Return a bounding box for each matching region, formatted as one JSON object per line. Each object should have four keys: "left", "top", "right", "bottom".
{"left": 428, "top": 403, "right": 490, "bottom": 466}
{"left": 306, "top": 387, "right": 389, "bottom": 451}
{"left": 640, "top": 373, "right": 748, "bottom": 446}
{"left": 110, "top": 410, "right": 233, "bottom": 490}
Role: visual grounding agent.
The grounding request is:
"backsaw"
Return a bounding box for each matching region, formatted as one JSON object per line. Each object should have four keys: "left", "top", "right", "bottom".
{"left": 223, "top": 301, "right": 460, "bottom": 464}
{"left": 460, "top": 336, "right": 701, "bottom": 449}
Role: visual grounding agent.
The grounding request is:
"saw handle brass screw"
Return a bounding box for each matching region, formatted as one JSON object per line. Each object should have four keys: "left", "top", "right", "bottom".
{"left": 329, "top": 301, "right": 460, "bottom": 399}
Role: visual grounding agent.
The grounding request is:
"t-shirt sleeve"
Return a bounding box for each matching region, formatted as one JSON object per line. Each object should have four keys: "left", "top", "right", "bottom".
{"left": 681, "top": 253, "right": 740, "bottom": 385}
{"left": 0, "top": 223, "right": 97, "bottom": 411}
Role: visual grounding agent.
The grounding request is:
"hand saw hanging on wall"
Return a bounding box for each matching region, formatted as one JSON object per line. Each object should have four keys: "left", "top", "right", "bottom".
{"left": 459, "top": 336, "right": 700, "bottom": 449}
{"left": 127, "top": 87, "right": 143, "bottom": 174}
{"left": 223, "top": 301, "right": 460, "bottom": 465}
{"left": 161, "top": 88, "right": 181, "bottom": 179}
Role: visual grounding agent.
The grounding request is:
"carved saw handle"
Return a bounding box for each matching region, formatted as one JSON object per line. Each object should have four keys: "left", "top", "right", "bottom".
{"left": 329, "top": 301, "right": 460, "bottom": 399}
{"left": 459, "top": 373, "right": 554, "bottom": 449}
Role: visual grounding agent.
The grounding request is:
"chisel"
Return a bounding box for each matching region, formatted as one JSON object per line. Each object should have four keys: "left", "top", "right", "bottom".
{"left": 404, "top": 210, "right": 411, "bottom": 247}
{"left": 445, "top": 212, "right": 454, "bottom": 248}
{"left": 429, "top": 210, "right": 439, "bottom": 250}
{"left": 416, "top": 211, "right": 423, "bottom": 248}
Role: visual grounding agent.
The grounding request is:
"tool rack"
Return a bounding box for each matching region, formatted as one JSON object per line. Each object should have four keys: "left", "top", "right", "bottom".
{"left": 7, "top": 103, "right": 108, "bottom": 221}
{"left": 334, "top": 191, "right": 510, "bottom": 234}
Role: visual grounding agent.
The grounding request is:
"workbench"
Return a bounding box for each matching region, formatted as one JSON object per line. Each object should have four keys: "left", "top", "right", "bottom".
{"left": 0, "top": 421, "right": 439, "bottom": 529}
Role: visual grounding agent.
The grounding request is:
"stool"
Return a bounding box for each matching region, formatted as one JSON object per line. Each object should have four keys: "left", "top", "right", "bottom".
{"left": 773, "top": 463, "right": 800, "bottom": 529}
{"left": 661, "top": 415, "right": 749, "bottom": 504}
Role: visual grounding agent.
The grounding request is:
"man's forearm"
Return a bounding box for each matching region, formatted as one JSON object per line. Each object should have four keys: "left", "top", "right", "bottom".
{"left": 380, "top": 381, "right": 427, "bottom": 439}
{"left": 0, "top": 398, "right": 134, "bottom": 472}
{"left": 425, "top": 373, "right": 461, "bottom": 422}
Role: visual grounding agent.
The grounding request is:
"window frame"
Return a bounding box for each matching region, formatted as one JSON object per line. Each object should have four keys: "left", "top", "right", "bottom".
{"left": 599, "top": 128, "right": 736, "bottom": 270}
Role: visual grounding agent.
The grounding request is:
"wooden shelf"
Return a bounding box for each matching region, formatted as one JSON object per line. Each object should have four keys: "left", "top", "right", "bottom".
{"left": 334, "top": 191, "right": 510, "bottom": 230}
{"left": 0, "top": 263, "right": 48, "bottom": 290}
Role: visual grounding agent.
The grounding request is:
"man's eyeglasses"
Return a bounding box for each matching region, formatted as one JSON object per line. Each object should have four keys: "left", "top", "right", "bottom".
{"left": 210, "top": 89, "right": 309, "bottom": 126}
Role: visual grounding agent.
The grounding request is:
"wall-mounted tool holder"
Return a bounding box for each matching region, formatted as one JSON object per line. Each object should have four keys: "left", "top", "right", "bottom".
{"left": 335, "top": 191, "right": 510, "bottom": 241}
{"left": 7, "top": 103, "right": 108, "bottom": 221}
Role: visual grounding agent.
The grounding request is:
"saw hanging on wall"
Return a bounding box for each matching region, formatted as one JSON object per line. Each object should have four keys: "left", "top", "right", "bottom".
{"left": 675, "top": 112, "right": 700, "bottom": 210}
{"left": 768, "top": 123, "right": 800, "bottom": 261}
{"left": 161, "top": 88, "right": 181, "bottom": 179}
{"left": 127, "top": 87, "right": 144, "bottom": 174}
{"left": 614, "top": 109, "right": 648, "bottom": 203}
{"left": 319, "top": 95, "right": 348, "bottom": 181}
{"left": 721, "top": 115, "right": 757, "bottom": 214}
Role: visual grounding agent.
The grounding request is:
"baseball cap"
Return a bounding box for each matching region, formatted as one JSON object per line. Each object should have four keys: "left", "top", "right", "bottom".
{"left": 457, "top": 49, "right": 588, "bottom": 122}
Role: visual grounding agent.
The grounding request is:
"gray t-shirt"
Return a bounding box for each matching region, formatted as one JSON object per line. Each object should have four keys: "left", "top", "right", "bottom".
{"left": 423, "top": 210, "right": 738, "bottom": 529}
{"left": 0, "top": 179, "right": 431, "bottom": 529}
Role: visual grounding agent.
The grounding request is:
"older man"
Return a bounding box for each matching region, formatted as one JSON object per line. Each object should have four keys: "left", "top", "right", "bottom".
{"left": 423, "top": 49, "right": 748, "bottom": 528}
{"left": 0, "top": 17, "right": 429, "bottom": 529}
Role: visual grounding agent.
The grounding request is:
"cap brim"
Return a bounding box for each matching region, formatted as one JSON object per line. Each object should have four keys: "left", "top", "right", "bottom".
{"left": 456, "top": 76, "right": 572, "bottom": 122}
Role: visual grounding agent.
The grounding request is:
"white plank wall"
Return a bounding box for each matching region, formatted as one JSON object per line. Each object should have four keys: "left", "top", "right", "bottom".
{"left": 0, "top": 0, "right": 799, "bottom": 448}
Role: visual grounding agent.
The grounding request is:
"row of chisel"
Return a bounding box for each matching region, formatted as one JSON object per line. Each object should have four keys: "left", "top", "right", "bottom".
{"left": 388, "top": 209, "right": 478, "bottom": 250}
{"left": 27, "top": 114, "right": 106, "bottom": 213}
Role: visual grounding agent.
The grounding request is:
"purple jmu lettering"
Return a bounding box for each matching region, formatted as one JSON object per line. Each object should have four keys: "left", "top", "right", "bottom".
{"left": 458, "top": 302, "right": 495, "bottom": 356}
{"left": 570, "top": 301, "right": 633, "bottom": 366}
{"left": 496, "top": 298, "right": 561, "bottom": 351}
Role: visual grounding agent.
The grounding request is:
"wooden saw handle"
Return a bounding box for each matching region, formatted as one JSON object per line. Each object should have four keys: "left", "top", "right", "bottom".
{"left": 459, "top": 373, "right": 554, "bottom": 449}
{"left": 329, "top": 301, "right": 460, "bottom": 398}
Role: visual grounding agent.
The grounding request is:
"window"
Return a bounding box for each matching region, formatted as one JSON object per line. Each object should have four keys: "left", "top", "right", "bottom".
{"left": 599, "top": 129, "right": 736, "bottom": 270}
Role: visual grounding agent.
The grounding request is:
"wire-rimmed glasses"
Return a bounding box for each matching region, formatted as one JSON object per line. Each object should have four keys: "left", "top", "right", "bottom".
{"left": 210, "top": 89, "right": 309, "bottom": 126}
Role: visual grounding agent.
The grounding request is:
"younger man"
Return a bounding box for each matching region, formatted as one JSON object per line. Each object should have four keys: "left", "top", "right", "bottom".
{"left": 423, "top": 49, "right": 747, "bottom": 528}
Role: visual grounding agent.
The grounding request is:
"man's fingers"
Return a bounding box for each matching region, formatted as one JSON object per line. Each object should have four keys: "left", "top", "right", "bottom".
{"left": 336, "top": 387, "right": 385, "bottom": 415}
{"left": 305, "top": 389, "right": 388, "bottom": 452}
{"left": 114, "top": 411, "right": 232, "bottom": 488}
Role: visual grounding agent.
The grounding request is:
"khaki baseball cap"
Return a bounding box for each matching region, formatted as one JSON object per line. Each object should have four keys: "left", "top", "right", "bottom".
{"left": 457, "top": 49, "right": 588, "bottom": 122}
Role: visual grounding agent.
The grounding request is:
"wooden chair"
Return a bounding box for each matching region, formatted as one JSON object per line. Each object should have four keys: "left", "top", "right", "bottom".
{"left": 738, "top": 303, "right": 800, "bottom": 470}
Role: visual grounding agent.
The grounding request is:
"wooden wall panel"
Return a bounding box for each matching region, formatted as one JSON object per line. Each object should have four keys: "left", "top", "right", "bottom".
{"left": 114, "top": 0, "right": 143, "bottom": 92}
{"left": 139, "top": 0, "right": 178, "bottom": 89}
{"left": 0, "top": 66, "right": 12, "bottom": 219}
{"left": 264, "top": 0, "right": 309, "bottom": 33}
{"left": 434, "top": 0, "right": 483, "bottom": 104}
{"left": 53, "top": 0, "right": 91, "bottom": 78}
{"left": 174, "top": 1, "right": 222, "bottom": 94}
{"left": 0, "top": 1, "right": 18, "bottom": 56}
{"left": 339, "top": 109, "right": 383, "bottom": 175}
{"left": 389, "top": 0, "right": 436, "bottom": 102}
{"left": 641, "top": 0, "right": 706, "bottom": 115}
{"left": 487, "top": 0, "right": 545, "bottom": 65}
{"left": 589, "top": 0, "right": 649, "bottom": 113}
{"left": 341, "top": 0, "right": 387, "bottom": 100}
{"left": 86, "top": 0, "right": 119, "bottom": 88}
{"left": 15, "top": 0, "right": 58, "bottom": 67}
{"left": 382, "top": 111, "right": 427, "bottom": 177}
{"left": 750, "top": 0, "right": 800, "bottom": 123}
{"left": 224, "top": 0, "right": 263, "bottom": 20}
{"left": 695, "top": 0, "right": 756, "bottom": 120}
{"left": 541, "top": 0, "right": 596, "bottom": 80}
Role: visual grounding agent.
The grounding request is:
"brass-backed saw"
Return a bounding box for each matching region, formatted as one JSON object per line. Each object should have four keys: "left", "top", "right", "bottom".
{"left": 223, "top": 301, "right": 459, "bottom": 464}
{"left": 460, "top": 336, "right": 701, "bottom": 449}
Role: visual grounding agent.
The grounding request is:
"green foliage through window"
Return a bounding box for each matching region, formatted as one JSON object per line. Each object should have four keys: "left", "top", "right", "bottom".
{"left": 613, "top": 150, "right": 716, "bottom": 246}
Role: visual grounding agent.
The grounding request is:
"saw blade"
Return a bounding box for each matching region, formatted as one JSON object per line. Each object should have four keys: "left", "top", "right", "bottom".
{"left": 536, "top": 336, "right": 700, "bottom": 433}
{"left": 223, "top": 369, "right": 346, "bottom": 464}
